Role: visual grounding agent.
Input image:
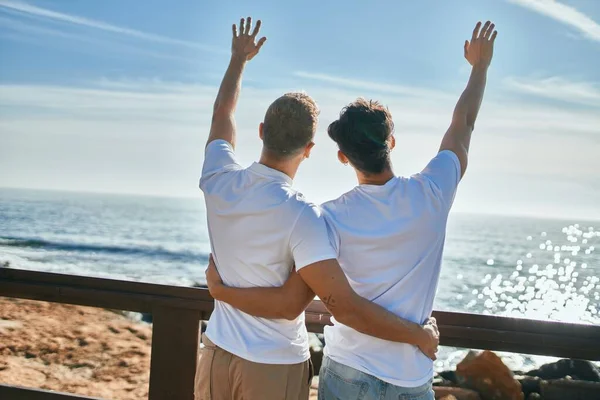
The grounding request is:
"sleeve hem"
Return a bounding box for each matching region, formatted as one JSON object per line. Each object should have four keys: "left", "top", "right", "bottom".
{"left": 205, "top": 138, "right": 234, "bottom": 153}
{"left": 438, "top": 149, "right": 461, "bottom": 186}
{"left": 295, "top": 255, "right": 338, "bottom": 272}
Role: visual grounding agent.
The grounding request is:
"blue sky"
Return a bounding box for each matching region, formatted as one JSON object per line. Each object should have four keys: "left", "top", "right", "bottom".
{"left": 1, "top": 0, "right": 599, "bottom": 220}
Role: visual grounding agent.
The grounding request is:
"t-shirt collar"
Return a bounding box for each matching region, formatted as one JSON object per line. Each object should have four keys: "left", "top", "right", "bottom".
{"left": 358, "top": 176, "right": 398, "bottom": 193}
{"left": 249, "top": 162, "right": 293, "bottom": 185}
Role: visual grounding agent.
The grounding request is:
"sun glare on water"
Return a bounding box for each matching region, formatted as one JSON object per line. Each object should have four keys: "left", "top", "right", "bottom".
{"left": 472, "top": 224, "right": 598, "bottom": 324}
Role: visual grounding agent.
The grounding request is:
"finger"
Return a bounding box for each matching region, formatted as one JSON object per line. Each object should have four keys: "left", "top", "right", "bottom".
{"left": 251, "top": 19, "right": 262, "bottom": 37}
{"left": 209, "top": 253, "right": 214, "bottom": 263}
{"left": 471, "top": 21, "right": 482, "bottom": 41}
{"left": 256, "top": 36, "right": 267, "bottom": 50}
{"left": 480, "top": 21, "right": 491, "bottom": 39}
{"left": 484, "top": 23, "right": 495, "bottom": 39}
{"left": 245, "top": 17, "right": 251, "bottom": 35}
{"left": 490, "top": 30, "right": 498, "bottom": 42}
{"left": 239, "top": 18, "right": 245, "bottom": 36}
{"left": 232, "top": 23, "right": 238, "bottom": 38}
{"left": 464, "top": 40, "right": 469, "bottom": 58}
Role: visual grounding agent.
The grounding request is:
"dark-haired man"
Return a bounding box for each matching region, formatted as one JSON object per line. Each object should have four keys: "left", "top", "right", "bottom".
{"left": 206, "top": 20, "right": 497, "bottom": 400}
{"left": 196, "top": 17, "right": 439, "bottom": 400}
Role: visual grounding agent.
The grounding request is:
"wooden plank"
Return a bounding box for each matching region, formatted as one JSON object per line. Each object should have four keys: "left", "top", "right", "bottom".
{"left": 0, "top": 268, "right": 206, "bottom": 300}
{"left": 433, "top": 310, "right": 600, "bottom": 338}
{"left": 0, "top": 385, "right": 102, "bottom": 400}
{"left": 305, "top": 314, "right": 600, "bottom": 360}
{"left": 148, "top": 306, "right": 201, "bottom": 400}
{"left": 0, "top": 281, "right": 215, "bottom": 313}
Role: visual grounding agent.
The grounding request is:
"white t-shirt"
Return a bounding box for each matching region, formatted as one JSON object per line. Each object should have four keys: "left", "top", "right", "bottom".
{"left": 322, "top": 150, "right": 461, "bottom": 387}
{"left": 200, "top": 139, "right": 337, "bottom": 364}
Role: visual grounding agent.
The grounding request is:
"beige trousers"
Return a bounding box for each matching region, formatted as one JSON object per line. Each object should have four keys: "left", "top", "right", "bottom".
{"left": 194, "top": 334, "right": 312, "bottom": 400}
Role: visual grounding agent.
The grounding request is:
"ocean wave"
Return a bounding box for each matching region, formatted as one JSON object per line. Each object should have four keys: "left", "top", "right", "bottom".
{"left": 0, "top": 236, "right": 208, "bottom": 263}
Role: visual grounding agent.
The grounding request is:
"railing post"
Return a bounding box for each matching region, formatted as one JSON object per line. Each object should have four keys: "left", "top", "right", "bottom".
{"left": 148, "top": 306, "right": 201, "bottom": 400}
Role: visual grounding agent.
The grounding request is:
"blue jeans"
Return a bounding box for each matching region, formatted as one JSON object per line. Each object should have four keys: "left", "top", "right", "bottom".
{"left": 318, "top": 356, "right": 434, "bottom": 400}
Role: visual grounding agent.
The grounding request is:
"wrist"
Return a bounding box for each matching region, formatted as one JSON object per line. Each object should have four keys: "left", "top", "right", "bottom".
{"left": 471, "top": 62, "right": 489, "bottom": 73}
{"left": 209, "top": 281, "right": 226, "bottom": 300}
{"left": 414, "top": 324, "right": 428, "bottom": 346}
{"left": 230, "top": 54, "right": 247, "bottom": 65}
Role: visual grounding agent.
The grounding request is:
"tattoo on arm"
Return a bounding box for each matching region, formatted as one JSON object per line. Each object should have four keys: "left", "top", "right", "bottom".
{"left": 322, "top": 294, "right": 336, "bottom": 309}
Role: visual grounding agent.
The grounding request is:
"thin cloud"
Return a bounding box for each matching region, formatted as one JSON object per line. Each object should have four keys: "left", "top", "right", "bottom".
{"left": 0, "top": 0, "right": 222, "bottom": 53}
{"left": 0, "top": 16, "right": 198, "bottom": 63}
{"left": 1, "top": 78, "right": 599, "bottom": 136}
{"left": 508, "top": 0, "right": 600, "bottom": 42}
{"left": 505, "top": 76, "right": 600, "bottom": 107}
{"left": 293, "top": 71, "right": 452, "bottom": 101}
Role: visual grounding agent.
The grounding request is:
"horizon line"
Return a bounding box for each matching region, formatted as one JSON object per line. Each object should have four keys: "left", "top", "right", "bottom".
{"left": 2, "top": 185, "right": 599, "bottom": 224}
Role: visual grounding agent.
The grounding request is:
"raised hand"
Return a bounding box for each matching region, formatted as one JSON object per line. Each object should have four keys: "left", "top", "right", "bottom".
{"left": 231, "top": 17, "right": 267, "bottom": 62}
{"left": 464, "top": 21, "right": 497, "bottom": 68}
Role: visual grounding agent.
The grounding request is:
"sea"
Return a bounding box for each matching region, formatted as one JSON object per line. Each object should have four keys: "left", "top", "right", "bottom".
{"left": 1, "top": 187, "right": 598, "bottom": 372}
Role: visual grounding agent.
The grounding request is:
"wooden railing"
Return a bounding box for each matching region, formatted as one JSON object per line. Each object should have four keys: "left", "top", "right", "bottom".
{"left": 1, "top": 268, "right": 599, "bottom": 399}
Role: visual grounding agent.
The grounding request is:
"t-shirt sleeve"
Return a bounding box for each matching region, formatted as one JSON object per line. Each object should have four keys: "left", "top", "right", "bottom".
{"left": 199, "top": 139, "right": 242, "bottom": 191}
{"left": 290, "top": 204, "right": 338, "bottom": 271}
{"left": 417, "top": 150, "right": 461, "bottom": 208}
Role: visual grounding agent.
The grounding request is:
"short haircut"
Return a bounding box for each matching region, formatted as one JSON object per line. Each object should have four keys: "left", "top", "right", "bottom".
{"left": 262, "top": 92, "right": 319, "bottom": 158}
{"left": 327, "top": 98, "right": 394, "bottom": 174}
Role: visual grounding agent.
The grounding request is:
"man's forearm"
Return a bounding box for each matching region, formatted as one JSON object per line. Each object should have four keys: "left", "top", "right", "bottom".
{"left": 335, "top": 294, "right": 426, "bottom": 345}
{"left": 214, "top": 55, "right": 246, "bottom": 114}
{"left": 207, "top": 55, "right": 246, "bottom": 146}
{"left": 211, "top": 274, "right": 315, "bottom": 320}
{"left": 453, "top": 64, "right": 488, "bottom": 128}
{"left": 212, "top": 285, "right": 289, "bottom": 319}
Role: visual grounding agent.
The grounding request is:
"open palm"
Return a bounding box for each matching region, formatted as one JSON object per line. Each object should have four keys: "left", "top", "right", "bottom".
{"left": 464, "top": 21, "right": 497, "bottom": 67}
{"left": 232, "top": 17, "right": 267, "bottom": 61}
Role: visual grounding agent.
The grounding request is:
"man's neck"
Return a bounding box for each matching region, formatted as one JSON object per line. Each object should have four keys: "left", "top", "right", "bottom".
{"left": 258, "top": 151, "right": 301, "bottom": 181}
{"left": 356, "top": 168, "right": 395, "bottom": 186}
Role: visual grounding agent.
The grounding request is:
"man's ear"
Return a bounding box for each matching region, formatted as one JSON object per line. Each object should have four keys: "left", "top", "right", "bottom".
{"left": 337, "top": 150, "right": 350, "bottom": 165}
{"left": 259, "top": 122, "right": 264, "bottom": 140}
{"left": 303, "top": 142, "right": 315, "bottom": 159}
{"left": 389, "top": 135, "right": 396, "bottom": 150}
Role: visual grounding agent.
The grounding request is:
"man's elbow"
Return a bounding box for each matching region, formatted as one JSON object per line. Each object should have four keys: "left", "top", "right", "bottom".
{"left": 279, "top": 301, "right": 306, "bottom": 321}
{"left": 281, "top": 309, "right": 303, "bottom": 320}
{"left": 458, "top": 154, "right": 468, "bottom": 178}
{"left": 328, "top": 300, "right": 358, "bottom": 327}
{"left": 212, "top": 101, "right": 234, "bottom": 119}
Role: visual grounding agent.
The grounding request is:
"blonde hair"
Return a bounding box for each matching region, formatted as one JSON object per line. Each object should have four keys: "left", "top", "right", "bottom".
{"left": 262, "top": 92, "right": 319, "bottom": 158}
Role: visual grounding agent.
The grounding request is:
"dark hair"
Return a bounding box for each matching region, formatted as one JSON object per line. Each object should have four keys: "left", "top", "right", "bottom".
{"left": 262, "top": 92, "right": 319, "bottom": 158}
{"left": 327, "top": 98, "right": 394, "bottom": 174}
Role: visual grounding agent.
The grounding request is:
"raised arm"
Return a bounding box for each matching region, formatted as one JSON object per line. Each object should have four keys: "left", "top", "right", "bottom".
{"left": 207, "top": 17, "right": 267, "bottom": 148}
{"left": 439, "top": 21, "right": 497, "bottom": 177}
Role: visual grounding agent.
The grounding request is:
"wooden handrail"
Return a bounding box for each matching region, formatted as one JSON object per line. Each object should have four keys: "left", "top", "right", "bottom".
{"left": 1, "top": 268, "right": 599, "bottom": 400}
